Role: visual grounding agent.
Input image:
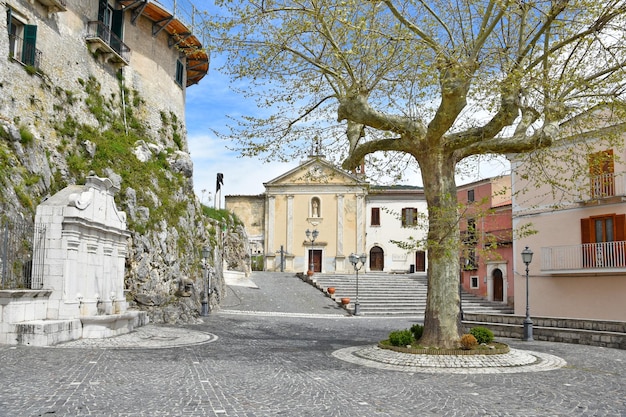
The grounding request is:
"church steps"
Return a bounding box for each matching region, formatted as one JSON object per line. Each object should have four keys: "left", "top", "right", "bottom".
{"left": 306, "top": 273, "right": 513, "bottom": 316}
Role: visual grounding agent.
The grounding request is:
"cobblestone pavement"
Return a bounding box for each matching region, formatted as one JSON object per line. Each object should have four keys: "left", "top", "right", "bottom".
{"left": 1, "top": 272, "right": 625, "bottom": 416}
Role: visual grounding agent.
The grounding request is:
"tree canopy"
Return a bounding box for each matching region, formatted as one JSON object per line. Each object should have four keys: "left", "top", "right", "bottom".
{"left": 207, "top": 0, "right": 626, "bottom": 347}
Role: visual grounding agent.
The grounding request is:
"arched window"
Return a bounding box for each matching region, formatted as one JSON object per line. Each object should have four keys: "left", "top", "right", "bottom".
{"left": 311, "top": 197, "right": 321, "bottom": 217}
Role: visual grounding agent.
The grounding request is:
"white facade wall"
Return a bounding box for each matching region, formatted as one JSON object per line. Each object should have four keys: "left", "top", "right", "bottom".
{"left": 365, "top": 190, "right": 428, "bottom": 273}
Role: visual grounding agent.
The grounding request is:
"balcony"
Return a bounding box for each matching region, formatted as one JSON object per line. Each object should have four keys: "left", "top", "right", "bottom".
{"left": 579, "top": 172, "right": 626, "bottom": 203}
{"left": 85, "top": 21, "right": 130, "bottom": 67}
{"left": 9, "top": 34, "right": 42, "bottom": 71}
{"left": 541, "top": 241, "right": 626, "bottom": 274}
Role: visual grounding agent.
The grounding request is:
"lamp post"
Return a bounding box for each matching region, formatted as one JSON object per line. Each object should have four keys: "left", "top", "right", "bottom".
{"left": 201, "top": 246, "right": 210, "bottom": 316}
{"left": 305, "top": 229, "right": 319, "bottom": 275}
{"left": 459, "top": 256, "right": 467, "bottom": 321}
{"left": 349, "top": 253, "right": 367, "bottom": 315}
{"left": 521, "top": 246, "right": 534, "bottom": 341}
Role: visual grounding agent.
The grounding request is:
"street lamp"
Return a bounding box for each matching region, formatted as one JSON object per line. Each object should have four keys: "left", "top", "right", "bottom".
{"left": 521, "top": 246, "right": 534, "bottom": 341}
{"left": 349, "top": 252, "right": 367, "bottom": 315}
{"left": 459, "top": 256, "right": 469, "bottom": 321}
{"left": 201, "top": 246, "right": 211, "bottom": 316}
{"left": 305, "top": 229, "right": 319, "bottom": 275}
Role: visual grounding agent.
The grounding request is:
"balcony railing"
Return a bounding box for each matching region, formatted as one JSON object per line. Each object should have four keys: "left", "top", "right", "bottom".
{"left": 86, "top": 21, "right": 130, "bottom": 65}
{"left": 9, "top": 34, "right": 42, "bottom": 70}
{"left": 585, "top": 172, "right": 626, "bottom": 200}
{"left": 541, "top": 241, "right": 626, "bottom": 272}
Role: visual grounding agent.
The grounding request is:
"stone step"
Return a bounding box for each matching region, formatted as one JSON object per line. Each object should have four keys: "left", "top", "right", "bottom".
{"left": 307, "top": 273, "right": 513, "bottom": 316}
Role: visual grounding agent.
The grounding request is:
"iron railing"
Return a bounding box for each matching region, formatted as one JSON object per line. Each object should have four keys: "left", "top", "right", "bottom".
{"left": 0, "top": 218, "right": 46, "bottom": 289}
{"left": 541, "top": 241, "right": 626, "bottom": 271}
{"left": 8, "top": 34, "right": 42, "bottom": 70}
{"left": 86, "top": 21, "right": 130, "bottom": 63}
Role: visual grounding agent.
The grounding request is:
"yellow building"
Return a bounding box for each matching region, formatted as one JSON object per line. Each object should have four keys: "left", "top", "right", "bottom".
{"left": 263, "top": 155, "right": 369, "bottom": 273}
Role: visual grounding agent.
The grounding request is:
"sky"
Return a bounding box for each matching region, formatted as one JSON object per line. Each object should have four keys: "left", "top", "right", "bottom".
{"left": 157, "top": 0, "right": 511, "bottom": 207}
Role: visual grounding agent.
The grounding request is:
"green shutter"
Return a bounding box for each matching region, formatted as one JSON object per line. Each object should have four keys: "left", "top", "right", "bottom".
{"left": 22, "top": 24, "right": 37, "bottom": 66}
{"left": 98, "top": 0, "right": 107, "bottom": 22}
{"left": 6, "top": 8, "right": 11, "bottom": 36}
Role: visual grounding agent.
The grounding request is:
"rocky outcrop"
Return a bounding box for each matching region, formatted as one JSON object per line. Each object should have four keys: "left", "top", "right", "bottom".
{"left": 0, "top": 74, "right": 243, "bottom": 324}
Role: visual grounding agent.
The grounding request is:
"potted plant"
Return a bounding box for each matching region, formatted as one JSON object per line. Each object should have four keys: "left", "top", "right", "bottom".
{"left": 341, "top": 297, "right": 350, "bottom": 305}
{"left": 327, "top": 287, "right": 336, "bottom": 295}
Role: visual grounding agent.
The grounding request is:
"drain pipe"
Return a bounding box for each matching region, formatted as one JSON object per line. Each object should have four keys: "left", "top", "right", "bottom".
{"left": 119, "top": 67, "right": 128, "bottom": 135}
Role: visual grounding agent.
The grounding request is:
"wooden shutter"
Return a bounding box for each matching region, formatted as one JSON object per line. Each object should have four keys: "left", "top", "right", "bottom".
{"left": 371, "top": 207, "right": 380, "bottom": 226}
{"left": 6, "top": 8, "right": 11, "bottom": 35}
{"left": 98, "top": 0, "right": 107, "bottom": 22}
{"left": 615, "top": 214, "right": 625, "bottom": 241}
{"left": 22, "top": 25, "right": 37, "bottom": 66}
{"left": 112, "top": 9, "right": 123, "bottom": 38}
{"left": 581, "top": 218, "right": 592, "bottom": 243}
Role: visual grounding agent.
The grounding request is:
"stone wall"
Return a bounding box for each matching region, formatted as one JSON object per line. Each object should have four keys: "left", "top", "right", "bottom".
{"left": 463, "top": 313, "right": 626, "bottom": 350}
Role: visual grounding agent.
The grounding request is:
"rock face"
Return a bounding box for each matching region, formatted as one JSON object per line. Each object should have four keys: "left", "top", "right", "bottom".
{"left": 0, "top": 3, "right": 241, "bottom": 323}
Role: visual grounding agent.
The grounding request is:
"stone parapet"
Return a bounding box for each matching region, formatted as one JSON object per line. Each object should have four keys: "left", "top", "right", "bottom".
{"left": 463, "top": 313, "right": 626, "bottom": 349}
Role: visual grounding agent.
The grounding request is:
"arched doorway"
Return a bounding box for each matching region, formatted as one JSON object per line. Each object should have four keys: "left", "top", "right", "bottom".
{"left": 493, "top": 268, "right": 504, "bottom": 302}
{"left": 370, "top": 246, "right": 384, "bottom": 271}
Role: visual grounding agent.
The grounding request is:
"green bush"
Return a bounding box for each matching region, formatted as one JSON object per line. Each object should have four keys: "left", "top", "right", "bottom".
{"left": 470, "top": 326, "right": 494, "bottom": 344}
{"left": 19, "top": 126, "right": 34, "bottom": 146}
{"left": 388, "top": 329, "right": 413, "bottom": 347}
{"left": 410, "top": 323, "right": 424, "bottom": 340}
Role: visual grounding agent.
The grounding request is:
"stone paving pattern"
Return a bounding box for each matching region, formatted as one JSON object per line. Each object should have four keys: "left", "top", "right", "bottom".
{"left": 0, "top": 272, "right": 625, "bottom": 416}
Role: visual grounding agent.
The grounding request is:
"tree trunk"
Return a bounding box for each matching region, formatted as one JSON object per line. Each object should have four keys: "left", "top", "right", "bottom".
{"left": 418, "top": 150, "right": 462, "bottom": 348}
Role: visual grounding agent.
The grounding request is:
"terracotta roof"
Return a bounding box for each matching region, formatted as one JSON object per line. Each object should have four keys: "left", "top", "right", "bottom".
{"left": 118, "top": 0, "right": 208, "bottom": 86}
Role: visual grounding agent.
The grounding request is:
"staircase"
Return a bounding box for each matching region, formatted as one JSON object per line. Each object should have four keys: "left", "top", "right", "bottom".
{"left": 307, "top": 272, "right": 513, "bottom": 317}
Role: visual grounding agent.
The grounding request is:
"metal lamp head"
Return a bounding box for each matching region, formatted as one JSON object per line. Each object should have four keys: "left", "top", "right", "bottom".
{"left": 312, "top": 229, "right": 319, "bottom": 240}
{"left": 359, "top": 253, "right": 367, "bottom": 264}
{"left": 349, "top": 253, "right": 358, "bottom": 266}
{"left": 521, "top": 246, "right": 533, "bottom": 266}
{"left": 202, "top": 246, "right": 210, "bottom": 259}
{"left": 305, "top": 229, "right": 311, "bottom": 240}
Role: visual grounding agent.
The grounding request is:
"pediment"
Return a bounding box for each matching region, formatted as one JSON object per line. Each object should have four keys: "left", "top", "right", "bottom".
{"left": 264, "top": 157, "right": 366, "bottom": 188}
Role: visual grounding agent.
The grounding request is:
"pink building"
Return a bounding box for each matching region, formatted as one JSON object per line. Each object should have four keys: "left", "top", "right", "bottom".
{"left": 511, "top": 108, "right": 626, "bottom": 321}
{"left": 457, "top": 176, "right": 514, "bottom": 306}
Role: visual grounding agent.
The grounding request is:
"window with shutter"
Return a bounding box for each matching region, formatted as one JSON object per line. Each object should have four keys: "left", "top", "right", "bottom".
{"left": 581, "top": 213, "right": 626, "bottom": 267}
{"left": 401, "top": 207, "right": 418, "bottom": 227}
{"left": 589, "top": 150, "right": 615, "bottom": 198}
{"left": 371, "top": 207, "right": 380, "bottom": 226}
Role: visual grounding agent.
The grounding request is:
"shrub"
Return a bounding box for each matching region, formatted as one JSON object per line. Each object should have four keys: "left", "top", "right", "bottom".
{"left": 410, "top": 323, "right": 424, "bottom": 340}
{"left": 460, "top": 334, "right": 478, "bottom": 349}
{"left": 19, "top": 126, "right": 34, "bottom": 146}
{"left": 470, "top": 326, "right": 494, "bottom": 344}
{"left": 388, "top": 329, "right": 413, "bottom": 347}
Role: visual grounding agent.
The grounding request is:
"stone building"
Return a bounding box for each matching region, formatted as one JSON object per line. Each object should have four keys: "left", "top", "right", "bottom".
{"left": 2, "top": 0, "right": 207, "bottom": 133}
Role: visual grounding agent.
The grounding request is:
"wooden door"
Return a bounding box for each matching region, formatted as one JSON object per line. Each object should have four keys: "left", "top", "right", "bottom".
{"left": 369, "top": 246, "right": 384, "bottom": 271}
{"left": 308, "top": 249, "right": 322, "bottom": 272}
{"left": 493, "top": 268, "right": 504, "bottom": 302}
{"left": 415, "top": 251, "right": 426, "bottom": 272}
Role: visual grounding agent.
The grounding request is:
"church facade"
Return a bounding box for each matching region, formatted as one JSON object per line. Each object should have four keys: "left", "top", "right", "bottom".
{"left": 226, "top": 155, "right": 428, "bottom": 274}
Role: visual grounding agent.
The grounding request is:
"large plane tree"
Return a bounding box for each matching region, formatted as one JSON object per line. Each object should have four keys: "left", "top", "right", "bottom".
{"left": 207, "top": 0, "right": 626, "bottom": 347}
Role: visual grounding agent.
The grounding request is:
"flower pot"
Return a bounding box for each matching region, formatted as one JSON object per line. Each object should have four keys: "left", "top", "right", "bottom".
{"left": 307, "top": 270, "right": 314, "bottom": 277}
{"left": 340, "top": 297, "right": 350, "bottom": 305}
{"left": 327, "top": 287, "right": 336, "bottom": 295}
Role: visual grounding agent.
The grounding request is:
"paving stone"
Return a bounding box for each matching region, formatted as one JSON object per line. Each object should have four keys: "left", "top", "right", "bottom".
{"left": 0, "top": 272, "right": 624, "bottom": 416}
